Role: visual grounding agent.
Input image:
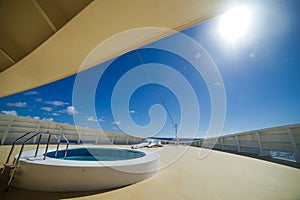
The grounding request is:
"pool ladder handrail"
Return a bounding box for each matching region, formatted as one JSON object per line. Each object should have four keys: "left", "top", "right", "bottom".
{"left": 6, "top": 131, "right": 69, "bottom": 165}
{"left": 1, "top": 131, "right": 69, "bottom": 192}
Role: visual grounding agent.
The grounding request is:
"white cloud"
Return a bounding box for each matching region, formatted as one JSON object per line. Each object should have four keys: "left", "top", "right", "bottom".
{"left": 6, "top": 102, "right": 27, "bottom": 107}
{"left": 35, "top": 98, "right": 43, "bottom": 102}
{"left": 87, "top": 116, "right": 98, "bottom": 122}
{"left": 27, "top": 116, "right": 53, "bottom": 122}
{"left": 64, "top": 106, "right": 79, "bottom": 115}
{"left": 40, "top": 107, "right": 53, "bottom": 112}
{"left": 43, "top": 117, "right": 53, "bottom": 122}
{"left": 51, "top": 113, "right": 60, "bottom": 116}
{"left": 112, "top": 121, "right": 121, "bottom": 125}
{"left": 24, "top": 90, "right": 39, "bottom": 95}
{"left": 45, "top": 100, "right": 68, "bottom": 106}
{"left": 1, "top": 110, "right": 18, "bottom": 116}
{"left": 99, "top": 118, "right": 106, "bottom": 123}
{"left": 129, "top": 110, "right": 136, "bottom": 114}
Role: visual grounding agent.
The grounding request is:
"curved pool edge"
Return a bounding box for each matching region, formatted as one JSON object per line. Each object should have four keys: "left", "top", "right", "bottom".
{"left": 12, "top": 147, "right": 160, "bottom": 192}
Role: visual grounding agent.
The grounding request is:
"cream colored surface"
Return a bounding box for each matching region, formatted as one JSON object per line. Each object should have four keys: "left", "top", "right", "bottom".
{"left": 0, "top": 0, "right": 232, "bottom": 98}
{"left": 0, "top": 0, "right": 93, "bottom": 72}
{"left": 1, "top": 145, "right": 300, "bottom": 200}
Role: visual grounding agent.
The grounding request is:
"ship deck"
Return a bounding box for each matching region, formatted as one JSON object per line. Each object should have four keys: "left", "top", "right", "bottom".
{"left": 1, "top": 145, "right": 299, "bottom": 200}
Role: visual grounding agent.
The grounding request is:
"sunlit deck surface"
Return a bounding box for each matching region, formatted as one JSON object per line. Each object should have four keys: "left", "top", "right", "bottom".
{"left": 1, "top": 145, "right": 300, "bottom": 200}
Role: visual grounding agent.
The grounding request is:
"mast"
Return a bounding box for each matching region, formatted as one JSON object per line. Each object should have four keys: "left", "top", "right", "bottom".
{"left": 136, "top": 49, "right": 178, "bottom": 144}
{"left": 174, "top": 123, "right": 179, "bottom": 145}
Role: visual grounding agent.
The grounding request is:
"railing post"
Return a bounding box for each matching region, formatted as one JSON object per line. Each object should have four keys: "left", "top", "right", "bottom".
{"left": 64, "top": 142, "right": 69, "bottom": 160}
{"left": 33, "top": 120, "right": 42, "bottom": 143}
{"left": 15, "top": 145, "right": 25, "bottom": 165}
{"left": 6, "top": 143, "right": 16, "bottom": 164}
{"left": 112, "top": 135, "right": 115, "bottom": 144}
{"left": 95, "top": 132, "right": 99, "bottom": 144}
{"left": 34, "top": 134, "right": 42, "bottom": 157}
{"left": 60, "top": 127, "right": 63, "bottom": 135}
{"left": 256, "top": 132, "right": 264, "bottom": 156}
{"left": 220, "top": 137, "right": 224, "bottom": 150}
{"left": 1, "top": 117, "right": 14, "bottom": 145}
{"left": 44, "top": 133, "right": 51, "bottom": 160}
{"left": 128, "top": 136, "right": 132, "bottom": 145}
{"left": 287, "top": 128, "right": 299, "bottom": 163}
{"left": 77, "top": 127, "right": 82, "bottom": 144}
{"left": 55, "top": 135, "right": 61, "bottom": 158}
{"left": 235, "top": 135, "right": 240, "bottom": 152}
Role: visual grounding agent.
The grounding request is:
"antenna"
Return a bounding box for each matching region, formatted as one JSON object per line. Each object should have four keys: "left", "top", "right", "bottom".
{"left": 136, "top": 49, "right": 178, "bottom": 143}
{"left": 174, "top": 123, "right": 179, "bottom": 145}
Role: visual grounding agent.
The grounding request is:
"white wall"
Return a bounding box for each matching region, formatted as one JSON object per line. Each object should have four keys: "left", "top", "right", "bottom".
{"left": 2, "top": 115, "right": 299, "bottom": 163}
{"left": 0, "top": 115, "right": 142, "bottom": 145}
{"left": 192, "top": 124, "right": 300, "bottom": 163}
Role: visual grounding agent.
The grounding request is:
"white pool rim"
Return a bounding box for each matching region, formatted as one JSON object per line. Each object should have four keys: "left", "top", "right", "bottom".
{"left": 12, "top": 147, "right": 160, "bottom": 192}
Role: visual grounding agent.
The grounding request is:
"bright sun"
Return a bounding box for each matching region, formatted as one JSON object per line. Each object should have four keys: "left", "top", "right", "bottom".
{"left": 219, "top": 6, "right": 252, "bottom": 43}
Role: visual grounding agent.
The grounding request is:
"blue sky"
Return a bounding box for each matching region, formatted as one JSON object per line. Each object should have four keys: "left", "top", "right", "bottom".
{"left": 1, "top": 0, "right": 299, "bottom": 138}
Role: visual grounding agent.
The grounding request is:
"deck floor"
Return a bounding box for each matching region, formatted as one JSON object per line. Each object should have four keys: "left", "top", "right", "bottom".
{"left": 1, "top": 144, "right": 300, "bottom": 200}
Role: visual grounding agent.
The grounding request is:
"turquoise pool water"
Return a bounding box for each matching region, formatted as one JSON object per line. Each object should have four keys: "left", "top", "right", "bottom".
{"left": 46, "top": 147, "right": 146, "bottom": 161}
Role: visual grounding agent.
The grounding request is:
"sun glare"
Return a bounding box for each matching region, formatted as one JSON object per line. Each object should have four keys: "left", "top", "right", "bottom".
{"left": 219, "top": 6, "right": 252, "bottom": 43}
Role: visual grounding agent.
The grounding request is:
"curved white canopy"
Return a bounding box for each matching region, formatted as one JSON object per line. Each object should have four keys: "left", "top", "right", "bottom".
{"left": 0, "top": 0, "right": 233, "bottom": 97}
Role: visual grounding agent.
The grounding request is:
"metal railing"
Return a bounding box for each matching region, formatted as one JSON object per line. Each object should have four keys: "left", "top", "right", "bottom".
{"left": 1, "top": 131, "right": 69, "bottom": 192}
{"left": 6, "top": 131, "right": 69, "bottom": 165}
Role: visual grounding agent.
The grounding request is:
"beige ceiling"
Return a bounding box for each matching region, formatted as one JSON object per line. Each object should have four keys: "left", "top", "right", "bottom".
{"left": 0, "top": 0, "right": 93, "bottom": 73}
{"left": 0, "top": 0, "right": 236, "bottom": 98}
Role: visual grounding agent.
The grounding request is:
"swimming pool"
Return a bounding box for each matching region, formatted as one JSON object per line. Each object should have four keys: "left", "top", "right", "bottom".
{"left": 13, "top": 147, "right": 160, "bottom": 192}
{"left": 46, "top": 147, "right": 146, "bottom": 161}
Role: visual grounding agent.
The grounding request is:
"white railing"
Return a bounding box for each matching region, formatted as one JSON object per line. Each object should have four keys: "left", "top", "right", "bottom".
{"left": 0, "top": 115, "right": 142, "bottom": 145}
{"left": 1, "top": 115, "right": 299, "bottom": 163}
{"left": 191, "top": 124, "right": 300, "bottom": 163}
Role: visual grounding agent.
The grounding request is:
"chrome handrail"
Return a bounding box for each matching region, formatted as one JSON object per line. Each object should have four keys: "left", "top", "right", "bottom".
{"left": 61, "top": 135, "right": 69, "bottom": 160}
{"left": 3, "top": 131, "right": 70, "bottom": 191}
{"left": 43, "top": 134, "right": 52, "bottom": 160}
{"left": 54, "top": 135, "right": 61, "bottom": 158}
{"left": 34, "top": 134, "right": 42, "bottom": 157}
{"left": 15, "top": 132, "right": 40, "bottom": 165}
{"left": 6, "top": 131, "right": 70, "bottom": 165}
{"left": 6, "top": 132, "right": 37, "bottom": 164}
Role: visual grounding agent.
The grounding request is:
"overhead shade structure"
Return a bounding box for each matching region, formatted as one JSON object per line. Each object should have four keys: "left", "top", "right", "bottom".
{"left": 0, "top": 0, "right": 233, "bottom": 98}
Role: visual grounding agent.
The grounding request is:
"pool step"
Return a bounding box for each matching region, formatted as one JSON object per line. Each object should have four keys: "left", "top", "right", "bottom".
{"left": 0, "top": 164, "right": 15, "bottom": 192}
